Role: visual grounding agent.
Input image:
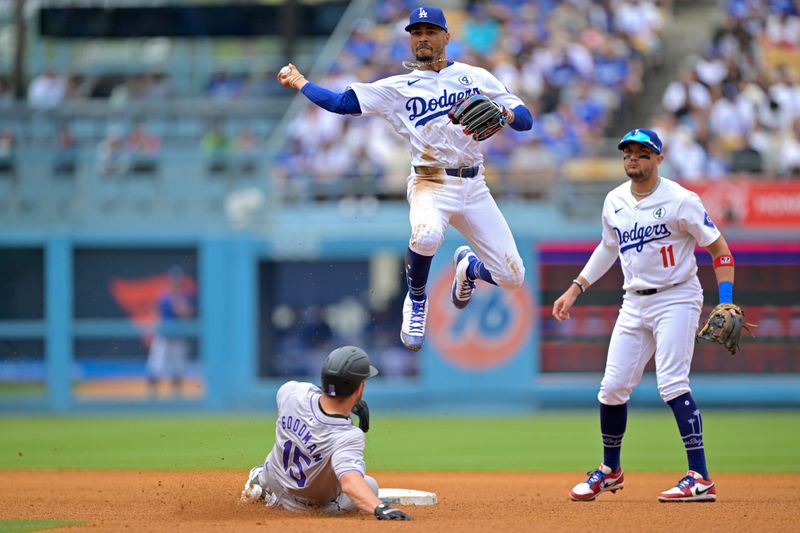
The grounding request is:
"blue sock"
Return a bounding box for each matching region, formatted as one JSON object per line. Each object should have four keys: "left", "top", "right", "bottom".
{"left": 600, "top": 402, "right": 627, "bottom": 472}
{"left": 667, "top": 392, "right": 709, "bottom": 479}
{"left": 406, "top": 248, "right": 433, "bottom": 302}
{"left": 466, "top": 257, "right": 497, "bottom": 286}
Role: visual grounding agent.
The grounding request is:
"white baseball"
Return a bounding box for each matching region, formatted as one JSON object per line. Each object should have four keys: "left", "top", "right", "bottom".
{"left": 280, "top": 66, "right": 292, "bottom": 77}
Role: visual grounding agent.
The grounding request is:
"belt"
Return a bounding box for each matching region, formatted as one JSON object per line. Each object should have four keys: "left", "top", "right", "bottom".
{"left": 633, "top": 282, "right": 682, "bottom": 296}
{"left": 414, "top": 165, "right": 479, "bottom": 178}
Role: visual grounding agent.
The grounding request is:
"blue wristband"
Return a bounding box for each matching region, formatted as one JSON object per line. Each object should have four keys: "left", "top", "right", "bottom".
{"left": 718, "top": 281, "right": 733, "bottom": 304}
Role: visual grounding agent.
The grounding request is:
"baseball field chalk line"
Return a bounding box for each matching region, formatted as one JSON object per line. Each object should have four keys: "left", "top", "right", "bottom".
{"left": 378, "top": 488, "right": 438, "bottom": 506}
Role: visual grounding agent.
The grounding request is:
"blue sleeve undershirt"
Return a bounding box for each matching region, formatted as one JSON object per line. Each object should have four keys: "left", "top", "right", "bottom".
{"left": 718, "top": 281, "right": 733, "bottom": 304}
{"left": 299, "top": 81, "right": 534, "bottom": 133}
{"left": 300, "top": 82, "right": 361, "bottom": 115}
{"left": 509, "top": 105, "right": 533, "bottom": 131}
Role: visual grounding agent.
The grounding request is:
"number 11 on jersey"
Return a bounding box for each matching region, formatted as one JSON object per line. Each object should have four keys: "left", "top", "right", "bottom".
{"left": 660, "top": 245, "right": 675, "bottom": 268}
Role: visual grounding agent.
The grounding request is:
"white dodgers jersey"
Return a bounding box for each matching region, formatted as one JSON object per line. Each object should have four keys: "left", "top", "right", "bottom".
{"left": 264, "top": 381, "right": 367, "bottom": 503}
{"left": 348, "top": 61, "right": 524, "bottom": 168}
{"left": 601, "top": 177, "right": 721, "bottom": 291}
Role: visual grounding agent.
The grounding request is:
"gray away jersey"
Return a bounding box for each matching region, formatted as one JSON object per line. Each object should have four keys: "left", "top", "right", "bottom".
{"left": 263, "top": 381, "right": 367, "bottom": 504}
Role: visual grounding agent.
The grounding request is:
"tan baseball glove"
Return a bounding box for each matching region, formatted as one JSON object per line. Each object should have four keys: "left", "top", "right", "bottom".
{"left": 696, "top": 303, "right": 756, "bottom": 355}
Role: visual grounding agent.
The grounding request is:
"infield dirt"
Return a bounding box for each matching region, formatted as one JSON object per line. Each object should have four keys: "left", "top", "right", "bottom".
{"left": 1, "top": 470, "right": 797, "bottom": 532}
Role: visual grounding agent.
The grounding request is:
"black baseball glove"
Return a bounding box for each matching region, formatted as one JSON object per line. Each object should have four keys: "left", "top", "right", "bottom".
{"left": 374, "top": 502, "right": 412, "bottom": 521}
{"left": 696, "top": 303, "right": 756, "bottom": 355}
{"left": 351, "top": 399, "right": 370, "bottom": 433}
{"left": 448, "top": 94, "right": 508, "bottom": 141}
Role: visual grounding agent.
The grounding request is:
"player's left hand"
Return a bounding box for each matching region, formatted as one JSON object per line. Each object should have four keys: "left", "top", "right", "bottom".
{"left": 374, "top": 502, "right": 412, "bottom": 521}
{"left": 448, "top": 94, "right": 507, "bottom": 141}
{"left": 351, "top": 399, "right": 370, "bottom": 433}
{"left": 696, "top": 303, "right": 756, "bottom": 355}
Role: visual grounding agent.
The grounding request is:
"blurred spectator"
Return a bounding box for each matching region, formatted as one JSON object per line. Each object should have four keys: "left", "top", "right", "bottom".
{"left": 127, "top": 122, "right": 161, "bottom": 175}
{"left": 65, "top": 74, "right": 89, "bottom": 100}
{"left": 704, "top": 139, "right": 731, "bottom": 179}
{"left": 233, "top": 127, "right": 259, "bottom": 175}
{"left": 769, "top": 67, "right": 800, "bottom": 127}
{"left": 665, "top": 127, "right": 707, "bottom": 180}
{"left": 662, "top": 67, "right": 711, "bottom": 119}
{"left": 708, "top": 84, "right": 751, "bottom": 147}
{"left": 27, "top": 69, "right": 66, "bottom": 111}
{"left": 776, "top": 117, "right": 800, "bottom": 176}
{"left": 344, "top": 19, "right": 379, "bottom": 62}
{"left": 274, "top": 138, "right": 312, "bottom": 201}
{"left": 587, "top": 39, "right": 631, "bottom": 116}
{"left": 463, "top": 4, "right": 501, "bottom": 55}
{"left": 764, "top": 10, "right": 800, "bottom": 48}
{"left": 0, "top": 128, "right": 16, "bottom": 178}
{"left": 142, "top": 72, "right": 172, "bottom": 100}
{"left": 508, "top": 135, "right": 558, "bottom": 197}
{"left": 147, "top": 265, "right": 195, "bottom": 398}
{"left": 205, "top": 70, "right": 245, "bottom": 100}
{"left": 95, "top": 125, "right": 129, "bottom": 177}
{"left": 0, "top": 76, "right": 13, "bottom": 107}
{"left": 695, "top": 46, "right": 729, "bottom": 87}
{"left": 201, "top": 123, "right": 233, "bottom": 174}
{"left": 53, "top": 127, "right": 79, "bottom": 177}
{"left": 729, "top": 139, "right": 764, "bottom": 174}
{"left": 613, "top": 0, "right": 665, "bottom": 57}
{"left": 569, "top": 80, "right": 610, "bottom": 135}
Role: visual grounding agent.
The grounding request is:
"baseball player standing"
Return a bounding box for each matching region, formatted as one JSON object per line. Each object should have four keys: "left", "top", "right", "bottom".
{"left": 552, "top": 128, "right": 740, "bottom": 502}
{"left": 241, "top": 346, "right": 411, "bottom": 520}
{"left": 277, "top": 6, "right": 533, "bottom": 352}
{"left": 146, "top": 265, "right": 194, "bottom": 397}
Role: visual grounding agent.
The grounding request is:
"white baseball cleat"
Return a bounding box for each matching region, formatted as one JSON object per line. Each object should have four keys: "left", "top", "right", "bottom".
{"left": 400, "top": 292, "right": 427, "bottom": 352}
{"left": 658, "top": 470, "right": 716, "bottom": 502}
{"left": 240, "top": 465, "right": 264, "bottom": 503}
{"left": 569, "top": 463, "right": 624, "bottom": 501}
{"left": 451, "top": 246, "right": 477, "bottom": 309}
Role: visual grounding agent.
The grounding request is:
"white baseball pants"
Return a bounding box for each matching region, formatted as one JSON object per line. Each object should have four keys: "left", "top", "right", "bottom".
{"left": 406, "top": 173, "right": 524, "bottom": 289}
{"left": 598, "top": 277, "right": 703, "bottom": 405}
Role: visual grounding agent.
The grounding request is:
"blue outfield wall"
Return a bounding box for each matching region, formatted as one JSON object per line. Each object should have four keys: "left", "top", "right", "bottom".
{"left": 1, "top": 204, "right": 799, "bottom": 413}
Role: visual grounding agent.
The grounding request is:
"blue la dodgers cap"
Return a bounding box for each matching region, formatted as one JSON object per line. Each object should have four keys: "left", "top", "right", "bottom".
{"left": 405, "top": 6, "right": 448, "bottom": 32}
{"left": 617, "top": 128, "right": 663, "bottom": 155}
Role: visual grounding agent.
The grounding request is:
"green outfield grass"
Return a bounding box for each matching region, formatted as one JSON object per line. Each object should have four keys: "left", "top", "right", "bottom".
{"left": 0, "top": 520, "right": 80, "bottom": 533}
{"left": 1, "top": 411, "right": 798, "bottom": 472}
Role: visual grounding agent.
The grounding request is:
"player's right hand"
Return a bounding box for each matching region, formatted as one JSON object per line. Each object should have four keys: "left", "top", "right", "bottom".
{"left": 276, "top": 63, "right": 304, "bottom": 89}
{"left": 374, "top": 502, "right": 412, "bottom": 521}
{"left": 552, "top": 290, "right": 578, "bottom": 321}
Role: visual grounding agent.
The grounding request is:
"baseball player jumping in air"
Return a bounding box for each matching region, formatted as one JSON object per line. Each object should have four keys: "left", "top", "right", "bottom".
{"left": 277, "top": 6, "right": 533, "bottom": 352}
{"left": 241, "top": 346, "right": 411, "bottom": 520}
{"left": 553, "top": 128, "right": 741, "bottom": 503}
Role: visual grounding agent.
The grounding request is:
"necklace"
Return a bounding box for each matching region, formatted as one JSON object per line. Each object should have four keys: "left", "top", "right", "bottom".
{"left": 631, "top": 177, "right": 661, "bottom": 197}
{"left": 402, "top": 58, "right": 447, "bottom": 70}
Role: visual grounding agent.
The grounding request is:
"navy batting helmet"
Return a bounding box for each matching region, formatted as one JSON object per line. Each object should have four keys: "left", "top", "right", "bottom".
{"left": 320, "top": 346, "right": 379, "bottom": 397}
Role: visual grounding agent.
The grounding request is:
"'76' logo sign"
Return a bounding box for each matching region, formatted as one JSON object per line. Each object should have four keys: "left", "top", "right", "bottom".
{"left": 428, "top": 267, "right": 532, "bottom": 370}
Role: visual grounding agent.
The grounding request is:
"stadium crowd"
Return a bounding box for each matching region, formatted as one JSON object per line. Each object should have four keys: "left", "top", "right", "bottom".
{"left": 654, "top": 0, "right": 800, "bottom": 180}
{"left": 3, "top": 0, "right": 800, "bottom": 202}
